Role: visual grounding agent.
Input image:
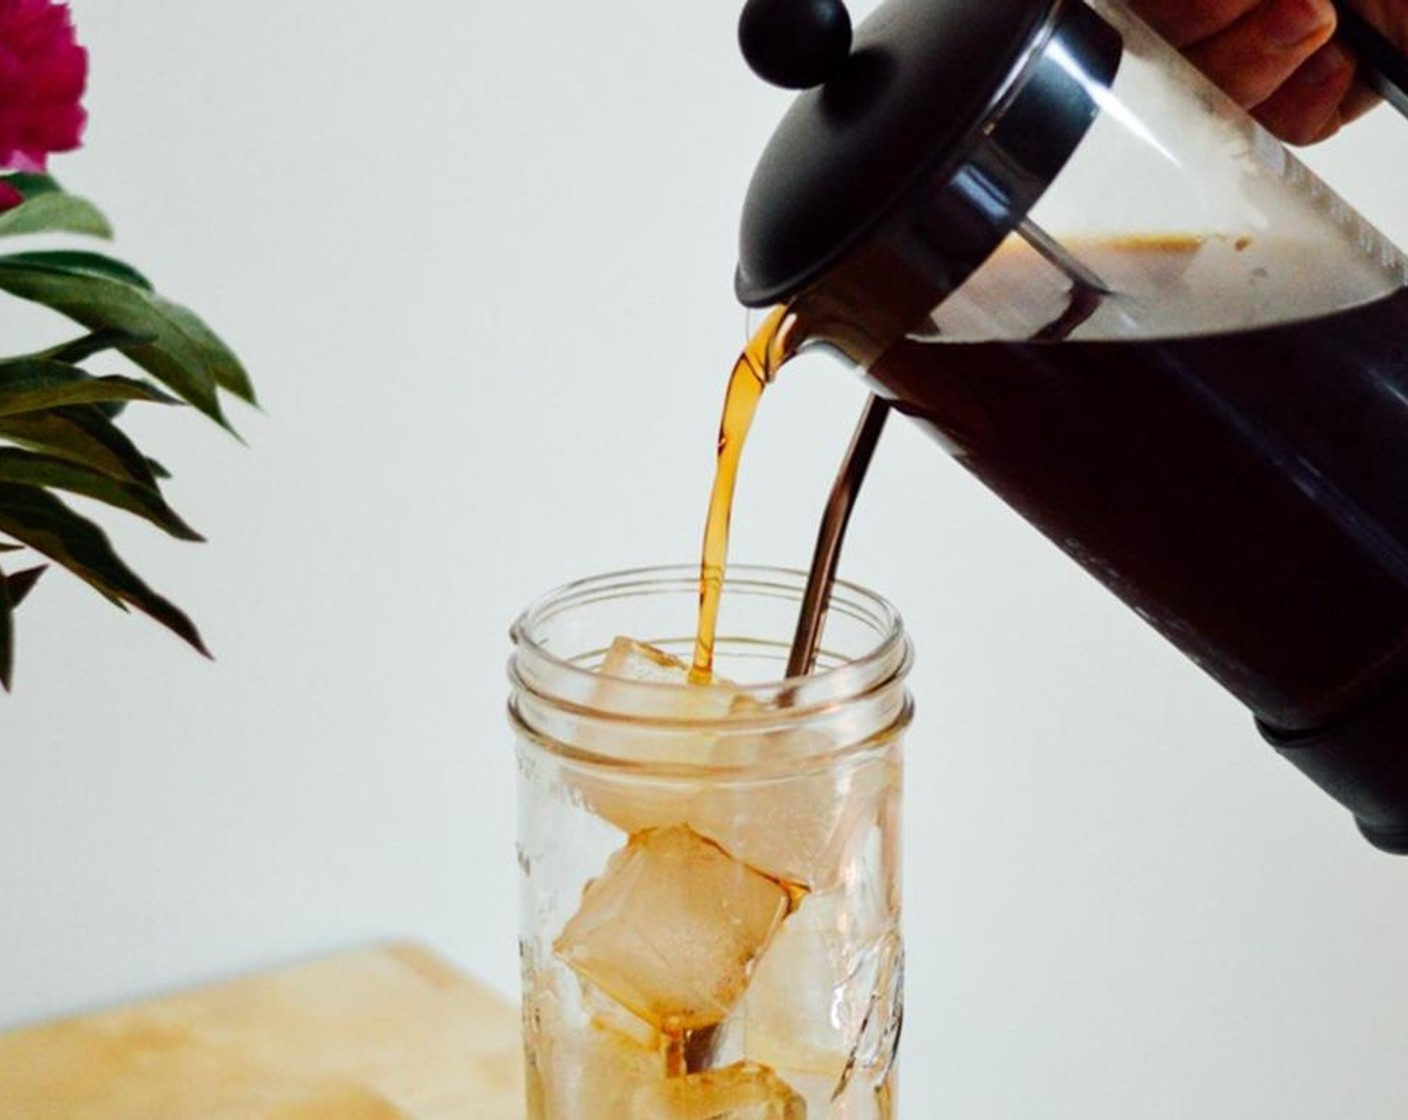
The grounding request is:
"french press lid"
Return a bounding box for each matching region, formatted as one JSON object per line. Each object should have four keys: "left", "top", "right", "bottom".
{"left": 735, "top": 0, "right": 1124, "bottom": 307}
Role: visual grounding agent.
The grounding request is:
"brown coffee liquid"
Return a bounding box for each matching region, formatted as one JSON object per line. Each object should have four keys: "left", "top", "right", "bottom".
{"left": 867, "top": 262, "right": 1408, "bottom": 732}
{"left": 691, "top": 306, "right": 797, "bottom": 683}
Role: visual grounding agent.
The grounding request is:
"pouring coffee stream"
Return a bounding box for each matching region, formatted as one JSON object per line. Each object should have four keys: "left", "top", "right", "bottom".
{"left": 717, "top": 0, "right": 1408, "bottom": 853}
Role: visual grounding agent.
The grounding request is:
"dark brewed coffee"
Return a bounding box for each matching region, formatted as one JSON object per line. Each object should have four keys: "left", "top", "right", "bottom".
{"left": 868, "top": 270, "right": 1408, "bottom": 733}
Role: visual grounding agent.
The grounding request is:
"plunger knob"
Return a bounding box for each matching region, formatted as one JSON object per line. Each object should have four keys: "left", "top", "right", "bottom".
{"left": 739, "top": 0, "right": 853, "bottom": 90}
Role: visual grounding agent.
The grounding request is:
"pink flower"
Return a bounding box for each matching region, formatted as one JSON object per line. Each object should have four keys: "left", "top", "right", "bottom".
{"left": 0, "top": 0, "right": 86, "bottom": 173}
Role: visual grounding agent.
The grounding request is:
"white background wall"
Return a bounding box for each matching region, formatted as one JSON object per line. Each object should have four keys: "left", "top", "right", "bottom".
{"left": 3, "top": 1, "right": 1408, "bottom": 1114}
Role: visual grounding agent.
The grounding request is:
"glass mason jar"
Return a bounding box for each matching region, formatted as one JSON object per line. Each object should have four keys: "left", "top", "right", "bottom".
{"left": 509, "top": 566, "right": 913, "bottom": 1119}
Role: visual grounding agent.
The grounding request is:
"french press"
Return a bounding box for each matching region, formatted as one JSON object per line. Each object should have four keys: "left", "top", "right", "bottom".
{"left": 737, "top": 0, "right": 1408, "bottom": 853}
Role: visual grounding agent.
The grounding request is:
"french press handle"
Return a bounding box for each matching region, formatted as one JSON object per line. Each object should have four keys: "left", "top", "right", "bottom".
{"left": 1333, "top": 0, "right": 1408, "bottom": 118}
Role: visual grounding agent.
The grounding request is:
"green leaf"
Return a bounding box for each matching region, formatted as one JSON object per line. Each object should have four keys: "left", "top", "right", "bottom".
{"left": 7, "top": 564, "right": 45, "bottom": 607}
{"left": 0, "top": 559, "right": 43, "bottom": 691}
{"left": 2, "top": 329, "right": 161, "bottom": 425}
{"left": 10, "top": 255, "right": 255, "bottom": 403}
{"left": 0, "top": 483, "right": 208, "bottom": 656}
{"left": 23, "top": 327, "right": 156, "bottom": 366}
{"left": 0, "top": 359, "right": 179, "bottom": 417}
{"left": 0, "top": 406, "right": 164, "bottom": 489}
{"left": 1, "top": 255, "right": 253, "bottom": 403}
{"left": 0, "top": 448, "right": 202, "bottom": 541}
{"left": 0, "top": 174, "right": 57, "bottom": 198}
{"left": 0, "top": 175, "right": 113, "bottom": 240}
{"left": 0, "top": 254, "right": 246, "bottom": 425}
{"left": 0, "top": 557, "right": 41, "bottom": 692}
{"left": 0, "top": 562, "right": 12, "bottom": 691}
{"left": 157, "top": 300, "right": 257, "bottom": 404}
{"left": 2, "top": 250, "right": 152, "bottom": 290}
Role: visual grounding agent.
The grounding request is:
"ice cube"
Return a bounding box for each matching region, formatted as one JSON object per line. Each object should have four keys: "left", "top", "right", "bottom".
{"left": 525, "top": 972, "right": 664, "bottom": 1120}
{"left": 597, "top": 636, "right": 740, "bottom": 718}
{"left": 554, "top": 826, "right": 792, "bottom": 1034}
{"left": 687, "top": 752, "right": 893, "bottom": 890}
{"left": 575, "top": 638, "right": 896, "bottom": 890}
{"left": 603, "top": 637, "right": 700, "bottom": 685}
{"left": 579, "top": 975, "right": 658, "bottom": 1051}
{"left": 629, "top": 1061, "right": 806, "bottom": 1119}
{"left": 587, "top": 990, "right": 743, "bottom": 1081}
{"left": 744, "top": 894, "right": 903, "bottom": 1087}
{"left": 528, "top": 1016, "right": 664, "bottom": 1120}
{"left": 566, "top": 640, "right": 734, "bottom": 837}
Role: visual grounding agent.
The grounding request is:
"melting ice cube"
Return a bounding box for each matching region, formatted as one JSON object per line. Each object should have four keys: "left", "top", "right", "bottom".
{"left": 528, "top": 1017, "right": 664, "bottom": 1120}
{"left": 576, "top": 638, "right": 894, "bottom": 890}
{"left": 554, "top": 826, "right": 792, "bottom": 1034}
{"left": 603, "top": 638, "right": 701, "bottom": 684}
{"left": 597, "top": 636, "right": 739, "bottom": 717}
{"left": 745, "top": 892, "right": 904, "bottom": 1097}
{"left": 524, "top": 970, "right": 664, "bottom": 1120}
{"left": 686, "top": 754, "right": 892, "bottom": 891}
{"left": 628, "top": 1061, "right": 807, "bottom": 1120}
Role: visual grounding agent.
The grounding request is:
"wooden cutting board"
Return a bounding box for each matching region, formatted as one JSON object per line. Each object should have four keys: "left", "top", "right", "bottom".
{"left": 0, "top": 943, "right": 526, "bottom": 1120}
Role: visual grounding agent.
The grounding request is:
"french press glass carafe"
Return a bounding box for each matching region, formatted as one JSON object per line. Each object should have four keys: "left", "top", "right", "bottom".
{"left": 738, "top": 0, "right": 1408, "bottom": 853}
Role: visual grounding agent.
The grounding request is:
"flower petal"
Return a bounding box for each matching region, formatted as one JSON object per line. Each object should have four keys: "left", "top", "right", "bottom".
{"left": 0, "top": 0, "right": 87, "bottom": 173}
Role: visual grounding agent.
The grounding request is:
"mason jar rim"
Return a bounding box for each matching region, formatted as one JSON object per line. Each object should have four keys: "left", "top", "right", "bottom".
{"left": 509, "top": 565, "right": 913, "bottom": 733}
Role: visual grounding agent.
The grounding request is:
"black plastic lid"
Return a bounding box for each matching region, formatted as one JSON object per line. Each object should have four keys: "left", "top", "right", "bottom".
{"left": 736, "top": 0, "right": 1104, "bottom": 306}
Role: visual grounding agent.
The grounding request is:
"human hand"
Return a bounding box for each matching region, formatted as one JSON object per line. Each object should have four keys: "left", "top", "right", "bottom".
{"left": 1130, "top": 0, "right": 1402, "bottom": 143}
